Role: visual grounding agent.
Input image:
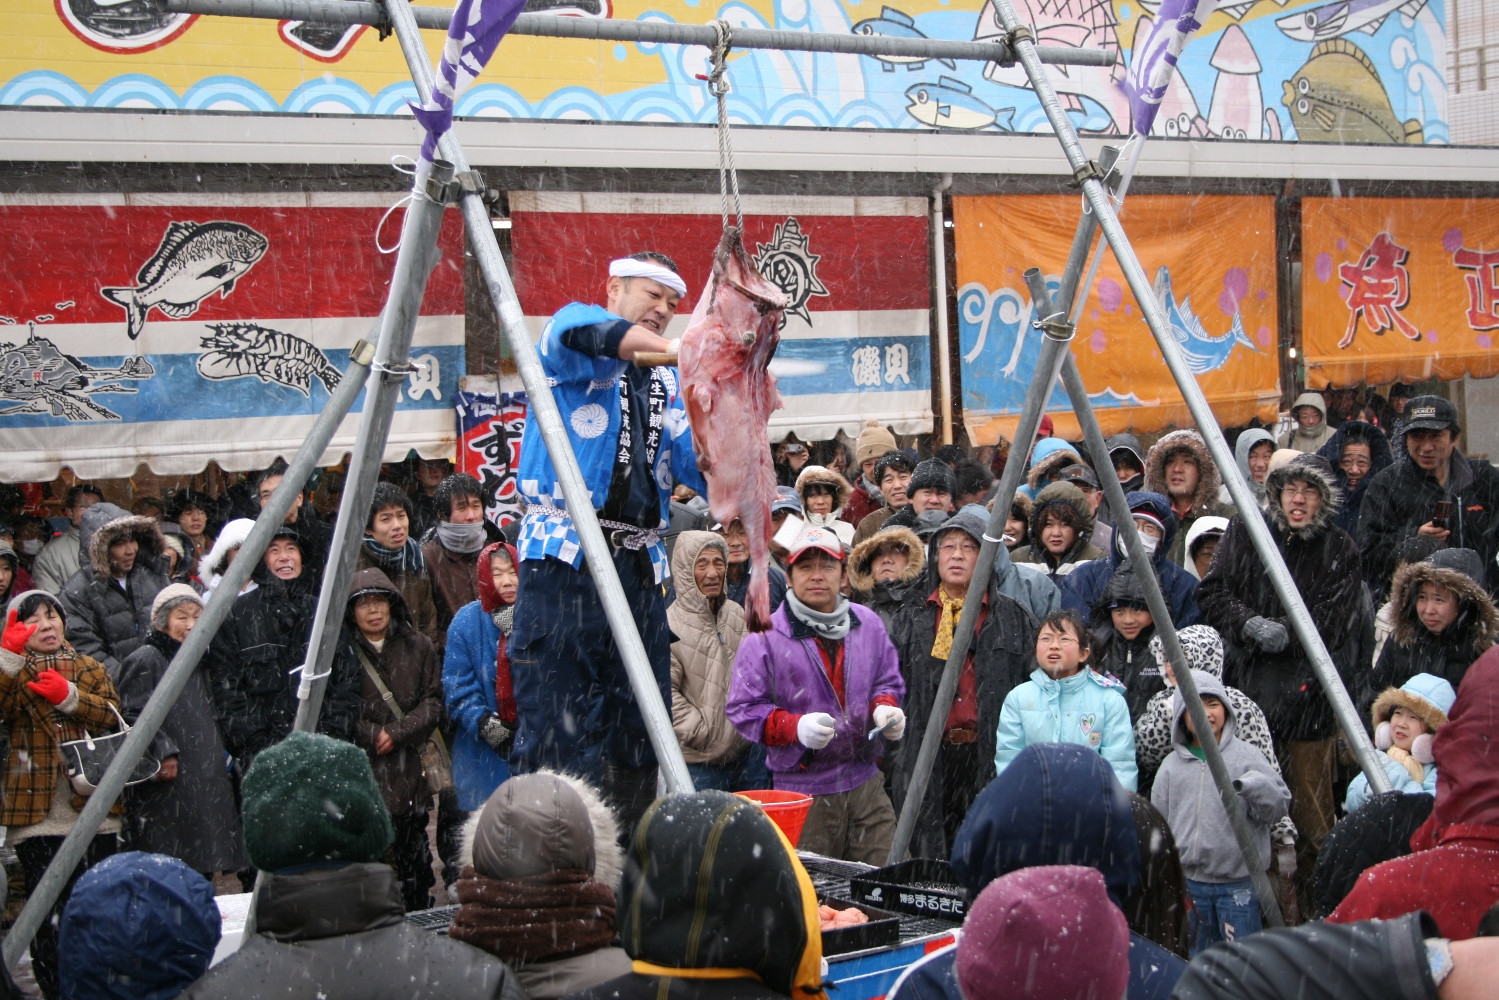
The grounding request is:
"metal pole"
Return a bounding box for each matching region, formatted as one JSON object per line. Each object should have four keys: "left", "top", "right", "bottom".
{"left": 381, "top": 0, "right": 694, "bottom": 793}
{"left": 292, "top": 159, "right": 452, "bottom": 731}
{"left": 2, "top": 334, "right": 380, "bottom": 970}
{"left": 164, "top": 0, "right": 1115, "bottom": 67}
{"left": 986, "top": 0, "right": 1390, "bottom": 796}
{"left": 887, "top": 268, "right": 1072, "bottom": 863}
{"left": 931, "top": 173, "right": 954, "bottom": 446}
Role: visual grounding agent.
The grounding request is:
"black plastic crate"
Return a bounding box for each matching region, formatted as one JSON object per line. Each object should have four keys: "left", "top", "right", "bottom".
{"left": 818, "top": 894, "right": 901, "bottom": 956}
{"left": 847, "top": 859, "right": 967, "bottom": 921}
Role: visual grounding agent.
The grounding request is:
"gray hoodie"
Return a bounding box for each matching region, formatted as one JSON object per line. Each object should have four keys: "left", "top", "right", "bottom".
{"left": 1232, "top": 428, "right": 1276, "bottom": 504}
{"left": 1150, "top": 669, "right": 1289, "bottom": 884}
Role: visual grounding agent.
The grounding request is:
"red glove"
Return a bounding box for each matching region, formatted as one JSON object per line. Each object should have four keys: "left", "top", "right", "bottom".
{"left": 27, "top": 669, "right": 71, "bottom": 706}
{"left": 2, "top": 609, "right": 36, "bottom": 656}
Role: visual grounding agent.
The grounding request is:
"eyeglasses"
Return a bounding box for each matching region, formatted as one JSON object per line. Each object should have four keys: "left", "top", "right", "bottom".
{"left": 1036, "top": 632, "right": 1079, "bottom": 645}
{"left": 938, "top": 540, "right": 979, "bottom": 556}
{"left": 1281, "top": 486, "right": 1318, "bottom": 500}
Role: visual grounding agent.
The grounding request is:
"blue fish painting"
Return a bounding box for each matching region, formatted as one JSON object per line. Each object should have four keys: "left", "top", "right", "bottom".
{"left": 851, "top": 7, "right": 957, "bottom": 73}
{"left": 1153, "top": 267, "right": 1258, "bottom": 375}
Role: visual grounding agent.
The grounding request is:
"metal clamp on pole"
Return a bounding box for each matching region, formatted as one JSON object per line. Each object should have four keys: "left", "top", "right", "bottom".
{"left": 1069, "top": 160, "right": 1108, "bottom": 188}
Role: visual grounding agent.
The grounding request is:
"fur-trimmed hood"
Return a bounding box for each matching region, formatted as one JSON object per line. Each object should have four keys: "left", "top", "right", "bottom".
{"left": 1389, "top": 553, "right": 1499, "bottom": 654}
{"left": 1263, "top": 453, "right": 1343, "bottom": 541}
{"left": 795, "top": 465, "right": 852, "bottom": 514}
{"left": 1029, "top": 480, "right": 1096, "bottom": 541}
{"left": 460, "top": 769, "right": 624, "bottom": 892}
{"left": 1027, "top": 442, "right": 1085, "bottom": 493}
{"left": 201, "top": 517, "right": 253, "bottom": 581}
{"left": 1370, "top": 672, "right": 1456, "bottom": 733}
{"left": 847, "top": 525, "right": 925, "bottom": 593}
{"left": 81, "top": 502, "right": 164, "bottom": 579}
{"left": 1145, "top": 430, "right": 1222, "bottom": 515}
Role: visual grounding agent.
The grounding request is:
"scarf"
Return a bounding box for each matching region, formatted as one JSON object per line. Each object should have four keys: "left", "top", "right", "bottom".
{"left": 491, "top": 605, "right": 515, "bottom": 636}
{"left": 931, "top": 591, "right": 964, "bottom": 659}
{"left": 785, "top": 591, "right": 851, "bottom": 640}
{"left": 860, "top": 475, "right": 884, "bottom": 506}
{"left": 436, "top": 520, "right": 488, "bottom": 555}
{"left": 1386, "top": 744, "right": 1426, "bottom": 784}
{"left": 493, "top": 606, "right": 516, "bottom": 723}
{"left": 361, "top": 536, "right": 426, "bottom": 576}
{"left": 448, "top": 867, "right": 617, "bottom": 965}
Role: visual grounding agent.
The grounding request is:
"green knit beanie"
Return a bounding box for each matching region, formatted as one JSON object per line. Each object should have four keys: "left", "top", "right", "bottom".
{"left": 241, "top": 732, "right": 394, "bottom": 872}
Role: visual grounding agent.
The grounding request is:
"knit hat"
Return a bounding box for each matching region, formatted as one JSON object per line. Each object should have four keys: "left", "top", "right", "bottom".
{"left": 159, "top": 531, "right": 186, "bottom": 564}
{"left": 7, "top": 589, "right": 64, "bottom": 626}
{"left": 956, "top": 866, "right": 1129, "bottom": 1000}
{"left": 150, "top": 583, "right": 204, "bottom": 631}
{"left": 856, "top": 421, "right": 898, "bottom": 467}
{"left": 1148, "top": 624, "right": 1225, "bottom": 679}
{"left": 908, "top": 459, "right": 956, "bottom": 499}
{"left": 241, "top": 731, "right": 394, "bottom": 872}
{"left": 1371, "top": 672, "right": 1456, "bottom": 764}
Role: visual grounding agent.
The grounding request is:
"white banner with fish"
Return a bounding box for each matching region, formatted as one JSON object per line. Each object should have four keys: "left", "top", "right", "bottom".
{"left": 509, "top": 191, "right": 933, "bottom": 441}
{"left": 0, "top": 193, "right": 466, "bottom": 482}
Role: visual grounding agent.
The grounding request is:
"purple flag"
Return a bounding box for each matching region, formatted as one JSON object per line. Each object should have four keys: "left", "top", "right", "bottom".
{"left": 410, "top": 0, "right": 526, "bottom": 171}
{"left": 1122, "top": 0, "right": 1217, "bottom": 137}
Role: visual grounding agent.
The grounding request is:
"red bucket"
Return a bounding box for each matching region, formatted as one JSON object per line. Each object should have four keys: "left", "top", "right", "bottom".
{"left": 735, "top": 789, "right": 815, "bottom": 845}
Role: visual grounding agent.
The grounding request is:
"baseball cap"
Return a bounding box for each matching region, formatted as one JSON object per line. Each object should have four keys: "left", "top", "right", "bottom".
{"left": 1404, "top": 395, "right": 1458, "bottom": 433}
{"left": 1058, "top": 464, "right": 1099, "bottom": 490}
{"left": 770, "top": 487, "right": 804, "bottom": 515}
{"left": 786, "top": 526, "right": 845, "bottom": 565}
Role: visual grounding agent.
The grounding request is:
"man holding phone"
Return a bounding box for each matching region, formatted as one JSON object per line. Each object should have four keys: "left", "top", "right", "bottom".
{"left": 1358, "top": 396, "right": 1499, "bottom": 600}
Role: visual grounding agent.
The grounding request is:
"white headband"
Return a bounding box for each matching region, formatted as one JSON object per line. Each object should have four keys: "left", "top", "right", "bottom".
{"left": 609, "top": 257, "right": 687, "bottom": 298}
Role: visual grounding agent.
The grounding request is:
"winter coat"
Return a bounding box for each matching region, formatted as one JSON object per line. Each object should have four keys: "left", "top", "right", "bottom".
{"left": 851, "top": 503, "right": 899, "bottom": 547}
{"left": 1150, "top": 671, "right": 1289, "bottom": 883}
{"left": 1022, "top": 439, "right": 1083, "bottom": 499}
{"left": 1125, "top": 793, "right": 1191, "bottom": 959}
{"left": 565, "top": 790, "right": 826, "bottom": 1000}
{"left": 182, "top": 862, "right": 526, "bottom": 1000}
{"left": 0, "top": 641, "right": 125, "bottom": 828}
{"left": 338, "top": 568, "right": 444, "bottom": 816}
{"left": 942, "top": 743, "right": 1186, "bottom": 1000}
{"left": 1357, "top": 443, "right": 1499, "bottom": 598}
{"left": 1061, "top": 491, "right": 1202, "bottom": 628}
{"left": 994, "top": 667, "right": 1138, "bottom": 791}
{"left": 423, "top": 536, "right": 481, "bottom": 651}
{"left": 1144, "top": 431, "right": 1238, "bottom": 566}
{"left": 668, "top": 532, "right": 750, "bottom": 766}
{"left": 1232, "top": 428, "right": 1276, "bottom": 505}
{"left": 1343, "top": 673, "right": 1455, "bottom": 813}
{"left": 31, "top": 524, "right": 79, "bottom": 595}
{"left": 796, "top": 465, "right": 855, "bottom": 547}
{"left": 1198, "top": 456, "right": 1364, "bottom": 741}
{"left": 1310, "top": 791, "right": 1433, "bottom": 920}
{"left": 117, "top": 630, "right": 246, "bottom": 874}
{"left": 726, "top": 602, "right": 904, "bottom": 796}
{"left": 453, "top": 771, "right": 629, "bottom": 999}
{"left": 1366, "top": 551, "right": 1499, "bottom": 704}
{"left": 990, "top": 536, "right": 1060, "bottom": 622}
{"left": 1181, "top": 515, "right": 1230, "bottom": 580}
{"left": 205, "top": 570, "right": 360, "bottom": 766}
{"left": 1087, "top": 563, "right": 1163, "bottom": 721}
{"left": 59, "top": 505, "right": 171, "bottom": 672}
{"left": 1096, "top": 433, "right": 1145, "bottom": 531}
{"left": 1010, "top": 481, "right": 1106, "bottom": 584}
{"left": 1316, "top": 420, "right": 1393, "bottom": 537}
{"left": 355, "top": 544, "right": 442, "bottom": 648}
{"left": 841, "top": 475, "right": 883, "bottom": 529}
{"left": 847, "top": 525, "right": 925, "bottom": 630}
{"left": 1329, "top": 646, "right": 1499, "bottom": 939}
{"left": 1170, "top": 910, "right": 1441, "bottom": 1000}
{"left": 886, "top": 507, "right": 1037, "bottom": 859}
{"left": 1278, "top": 392, "right": 1337, "bottom": 454}
{"left": 725, "top": 561, "right": 787, "bottom": 619}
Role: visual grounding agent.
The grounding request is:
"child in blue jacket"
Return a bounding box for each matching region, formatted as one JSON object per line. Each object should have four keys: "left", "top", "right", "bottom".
{"left": 994, "top": 609, "right": 1137, "bottom": 791}
{"left": 1344, "top": 672, "right": 1455, "bottom": 813}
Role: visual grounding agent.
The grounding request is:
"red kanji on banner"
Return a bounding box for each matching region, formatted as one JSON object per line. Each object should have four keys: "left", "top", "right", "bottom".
{"left": 1338, "top": 232, "right": 1420, "bottom": 348}
{"left": 1453, "top": 246, "right": 1499, "bottom": 331}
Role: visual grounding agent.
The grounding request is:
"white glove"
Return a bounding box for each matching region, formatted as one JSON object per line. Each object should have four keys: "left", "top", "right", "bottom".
{"left": 796, "top": 712, "right": 837, "bottom": 750}
{"left": 872, "top": 705, "right": 906, "bottom": 741}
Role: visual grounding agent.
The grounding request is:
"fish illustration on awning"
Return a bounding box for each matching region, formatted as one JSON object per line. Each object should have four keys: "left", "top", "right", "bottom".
{"left": 1153, "top": 267, "right": 1258, "bottom": 375}
{"left": 100, "top": 220, "right": 269, "bottom": 340}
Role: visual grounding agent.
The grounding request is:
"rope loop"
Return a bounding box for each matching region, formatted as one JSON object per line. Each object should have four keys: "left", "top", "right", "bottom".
{"left": 706, "top": 18, "right": 744, "bottom": 235}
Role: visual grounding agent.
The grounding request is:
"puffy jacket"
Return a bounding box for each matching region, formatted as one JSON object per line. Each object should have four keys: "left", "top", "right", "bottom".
{"left": 337, "top": 568, "right": 445, "bottom": 817}
{"left": 1343, "top": 673, "right": 1455, "bottom": 813}
{"left": 991, "top": 533, "right": 1060, "bottom": 622}
{"left": 1022, "top": 438, "right": 1083, "bottom": 499}
{"left": 58, "top": 504, "right": 171, "bottom": 672}
{"left": 1310, "top": 791, "right": 1433, "bottom": 920}
{"left": 443, "top": 542, "right": 518, "bottom": 811}
{"left": 1010, "top": 481, "right": 1106, "bottom": 584}
{"left": 1087, "top": 562, "right": 1163, "bottom": 721}
{"left": 1061, "top": 492, "right": 1202, "bottom": 628}
{"left": 1366, "top": 550, "right": 1499, "bottom": 705}
{"left": 1143, "top": 430, "right": 1238, "bottom": 566}
{"left": 1150, "top": 670, "right": 1289, "bottom": 883}
{"left": 182, "top": 862, "right": 527, "bottom": 999}
{"left": 1330, "top": 647, "right": 1499, "bottom": 939}
{"left": 994, "top": 667, "right": 1137, "bottom": 791}
{"left": 847, "top": 525, "right": 925, "bottom": 629}
{"left": 726, "top": 601, "right": 904, "bottom": 796}
{"left": 31, "top": 524, "right": 80, "bottom": 595}
{"left": 668, "top": 532, "right": 749, "bottom": 765}
{"left": 1198, "top": 455, "right": 1364, "bottom": 741}
{"left": 1357, "top": 444, "right": 1499, "bottom": 599}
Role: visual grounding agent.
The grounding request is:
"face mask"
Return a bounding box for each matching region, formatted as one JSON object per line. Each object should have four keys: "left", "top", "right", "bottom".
{"left": 19, "top": 539, "right": 43, "bottom": 557}
{"left": 436, "top": 519, "right": 488, "bottom": 554}
{"left": 1116, "top": 530, "right": 1159, "bottom": 560}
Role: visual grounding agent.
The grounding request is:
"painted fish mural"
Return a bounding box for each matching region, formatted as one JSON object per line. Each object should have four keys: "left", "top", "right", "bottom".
{"left": 196, "top": 322, "right": 343, "bottom": 396}
{"left": 906, "top": 77, "right": 1016, "bottom": 130}
{"left": 1282, "top": 38, "right": 1424, "bottom": 144}
{"left": 1276, "top": 0, "right": 1430, "bottom": 43}
{"left": 975, "top": 0, "right": 1129, "bottom": 130}
{"left": 851, "top": 7, "right": 957, "bottom": 72}
{"left": 100, "top": 220, "right": 269, "bottom": 340}
{"left": 1153, "top": 267, "right": 1258, "bottom": 375}
{"left": 0, "top": 324, "right": 154, "bottom": 421}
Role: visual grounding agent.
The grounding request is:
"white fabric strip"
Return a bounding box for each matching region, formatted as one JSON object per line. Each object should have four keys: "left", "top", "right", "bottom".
{"left": 608, "top": 257, "right": 688, "bottom": 297}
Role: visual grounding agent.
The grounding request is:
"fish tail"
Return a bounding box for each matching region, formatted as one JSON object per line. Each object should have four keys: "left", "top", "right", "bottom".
{"left": 100, "top": 286, "right": 148, "bottom": 340}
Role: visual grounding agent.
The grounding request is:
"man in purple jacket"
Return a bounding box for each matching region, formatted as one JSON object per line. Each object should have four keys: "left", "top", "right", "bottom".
{"left": 726, "top": 526, "right": 906, "bottom": 863}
